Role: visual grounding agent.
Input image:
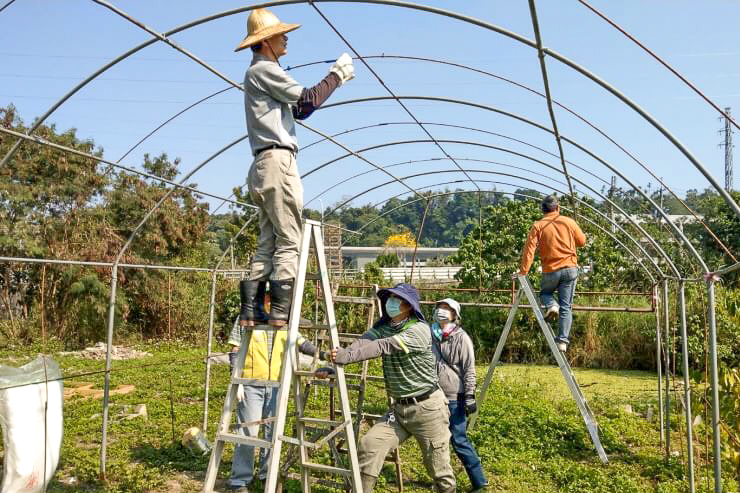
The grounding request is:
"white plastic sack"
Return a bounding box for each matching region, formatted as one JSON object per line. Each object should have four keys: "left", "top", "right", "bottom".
{"left": 0, "top": 356, "right": 63, "bottom": 493}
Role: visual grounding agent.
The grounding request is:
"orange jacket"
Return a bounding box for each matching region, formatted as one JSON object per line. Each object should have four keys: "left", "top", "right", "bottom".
{"left": 519, "top": 212, "right": 586, "bottom": 274}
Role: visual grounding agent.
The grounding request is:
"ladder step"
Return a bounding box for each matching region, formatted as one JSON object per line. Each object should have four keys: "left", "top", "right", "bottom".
{"left": 231, "top": 377, "right": 281, "bottom": 388}
{"left": 301, "top": 461, "right": 352, "bottom": 477}
{"left": 334, "top": 295, "right": 374, "bottom": 305}
{"left": 216, "top": 432, "right": 272, "bottom": 449}
{"left": 345, "top": 372, "right": 384, "bottom": 382}
{"left": 294, "top": 370, "right": 321, "bottom": 378}
{"left": 283, "top": 472, "right": 346, "bottom": 490}
{"left": 334, "top": 409, "right": 383, "bottom": 420}
{"left": 317, "top": 334, "right": 363, "bottom": 344}
{"left": 296, "top": 323, "right": 331, "bottom": 331}
{"left": 278, "top": 435, "right": 320, "bottom": 449}
{"left": 299, "top": 417, "right": 343, "bottom": 426}
{"left": 300, "top": 376, "right": 362, "bottom": 390}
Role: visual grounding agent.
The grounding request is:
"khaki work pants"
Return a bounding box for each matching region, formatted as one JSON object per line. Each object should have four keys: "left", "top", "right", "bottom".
{"left": 358, "top": 389, "right": 456, "bottom": 493}
{"left": 247, "top": 149, "right": 303, "bottom": 281}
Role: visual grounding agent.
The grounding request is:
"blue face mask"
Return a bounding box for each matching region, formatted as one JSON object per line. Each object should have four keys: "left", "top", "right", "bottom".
{"left": 385, "top": 297, "right": 403, "bottom": 317}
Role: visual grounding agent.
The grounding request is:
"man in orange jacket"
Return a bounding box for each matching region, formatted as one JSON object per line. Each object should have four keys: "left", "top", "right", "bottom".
{"left": 515, "top": 195, "right": 586, "bottom": 352}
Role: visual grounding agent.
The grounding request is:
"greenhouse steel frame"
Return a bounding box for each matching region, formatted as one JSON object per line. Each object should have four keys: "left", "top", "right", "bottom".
{"left": 1, "top": 1, "right": 738, "bottom": 492}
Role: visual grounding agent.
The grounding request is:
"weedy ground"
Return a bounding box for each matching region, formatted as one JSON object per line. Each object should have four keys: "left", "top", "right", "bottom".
{"left": 0, "top": 341, "right": 735, "bottom": 493}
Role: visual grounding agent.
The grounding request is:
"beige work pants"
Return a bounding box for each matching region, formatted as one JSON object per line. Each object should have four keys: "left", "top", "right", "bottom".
{"left": 358, "top": 389, "right": 456, "bottom": 493}
{"left": 247, "top": 149, "right": 303, "bottom": 281}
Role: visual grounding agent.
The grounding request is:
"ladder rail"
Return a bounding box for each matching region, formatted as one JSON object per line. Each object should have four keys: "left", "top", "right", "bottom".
{"left": 517, "top": 275, "right": 608, "bottom": 463}
{"left": 468, "top": 288, "right": 523, "bottom": 429}
{"left": 473, "top": 275, "right": 608, "bottom": 464}
{"left": 312, "top": 222, "right": 364, "bottom": 493}
{"left": 202, "top": 327, "right": 253, "bottom": 491}
{"left": 262, "top": 225, "right": 313, "bottom": 493}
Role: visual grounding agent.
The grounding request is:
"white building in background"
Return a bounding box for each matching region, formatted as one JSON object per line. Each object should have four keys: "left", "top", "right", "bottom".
{"left": 342, "top": 246, "right": 458, "bottom": 270}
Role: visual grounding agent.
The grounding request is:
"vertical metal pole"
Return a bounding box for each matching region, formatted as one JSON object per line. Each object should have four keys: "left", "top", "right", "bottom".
{"left": 100, "top": 266, "right": 118, "bottom": 479}
{"left": 706, "top": 281, "right": 723, "bottom": 493}
{"left": 663, "top": 279, "right": 671, "bottom": 455}
{"left": 678, "top": 281, "right": 696, "bottom": 493}
{"left": 655, "top": 284, "right": 665, "bottom": 445}
{"left": 202, "top": 271, "right": 218, "bottom": 431}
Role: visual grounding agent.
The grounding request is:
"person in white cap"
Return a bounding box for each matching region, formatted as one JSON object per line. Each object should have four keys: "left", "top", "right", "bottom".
{"left": 235, "top": 8, "right": 354, "bottom": 330}
{"left": 432, "top": 298, "right": 489, "bottom": 492}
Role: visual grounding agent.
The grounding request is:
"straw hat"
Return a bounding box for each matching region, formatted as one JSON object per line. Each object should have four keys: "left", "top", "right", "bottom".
{"left": 235, "top": 8, "right": 301, "bottom": 52}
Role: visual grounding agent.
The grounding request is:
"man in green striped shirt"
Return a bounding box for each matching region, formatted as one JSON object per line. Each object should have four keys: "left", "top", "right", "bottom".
{"left": 329, "top": 283, "right": 456, "bottom": 493}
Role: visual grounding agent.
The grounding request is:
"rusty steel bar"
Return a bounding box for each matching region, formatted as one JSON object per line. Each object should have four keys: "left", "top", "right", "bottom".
{"left": 338, "top": 284, "right": 649, "bottom": 297}
{"left": 333, "top": 297, "right": 653, "bottom": 313}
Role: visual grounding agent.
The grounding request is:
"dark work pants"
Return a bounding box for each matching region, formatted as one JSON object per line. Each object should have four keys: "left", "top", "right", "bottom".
{"left": 448, "top": 399, "right": 487, "bottom": 489}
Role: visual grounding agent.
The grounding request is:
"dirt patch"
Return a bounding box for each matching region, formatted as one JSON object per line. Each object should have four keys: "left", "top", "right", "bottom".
{"left": 64, "top": 381, "right": 136, "bottom": 400}
{"left": 147, "top": 472, "right": 204, "bottom": 493}
{"left": 59, "top": 342, "right": 152, "bottom": 360}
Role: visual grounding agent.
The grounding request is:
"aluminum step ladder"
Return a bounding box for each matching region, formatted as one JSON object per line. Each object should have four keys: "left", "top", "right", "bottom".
{"left": 202, "top": 219, "right": 364, "bottom": 492}
{"left": 469, "top": 274, "right": 608, "bottom": 464}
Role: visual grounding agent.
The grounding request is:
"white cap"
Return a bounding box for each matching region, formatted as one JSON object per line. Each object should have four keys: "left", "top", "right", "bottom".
{"left": 435, "top": 298, "right": 461, "bottom": 321}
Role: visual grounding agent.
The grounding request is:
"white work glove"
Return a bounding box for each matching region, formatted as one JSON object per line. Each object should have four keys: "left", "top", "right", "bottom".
{"left": 329, "top": 53, "right": 355, "bottom": 85}
{"left": 235, "top": 384, "right": 245, "bottom": 403}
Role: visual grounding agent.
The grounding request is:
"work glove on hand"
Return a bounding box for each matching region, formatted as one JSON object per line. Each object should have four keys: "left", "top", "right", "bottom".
{"left": 235, "top": 384, "right": 245, "bottom": 403}
{"left": 464, "top": 395, "right": 477, "bottom": 416}
{"left": 329, "top": 53, "right": 355, "bottom": 85}
{"left": 314, "top": 366, "right": 336, "bottom": 379}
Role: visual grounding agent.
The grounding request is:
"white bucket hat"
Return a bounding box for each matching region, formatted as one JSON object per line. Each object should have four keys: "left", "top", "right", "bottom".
{"left": 235, "top": 8, "right": 301, "bottom": 52}
{"left": 435, "top": 298, "right": 461, "bottom": 321}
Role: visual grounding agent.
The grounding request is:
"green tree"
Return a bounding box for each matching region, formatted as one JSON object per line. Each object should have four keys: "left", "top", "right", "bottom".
{"left": 0, "top": 105, "right": 108, "bottom": 341}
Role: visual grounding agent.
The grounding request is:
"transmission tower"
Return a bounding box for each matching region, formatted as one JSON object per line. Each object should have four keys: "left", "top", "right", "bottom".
{"left": 721, "top": 107, "right": 734, "bottom": 191}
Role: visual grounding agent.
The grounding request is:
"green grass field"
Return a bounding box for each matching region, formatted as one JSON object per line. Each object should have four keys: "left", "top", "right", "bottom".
{"left": 0, "top": 342, "right": 735, "bottom": 493}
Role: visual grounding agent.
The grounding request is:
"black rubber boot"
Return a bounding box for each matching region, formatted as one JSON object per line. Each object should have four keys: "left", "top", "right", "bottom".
{"left": 254, "top": 281, "right": 269, "bottom": 324}
{"left": 238, "top": 280, "right": 260, "bottom": 325}
{"left": 268, "top": 279, "right": 294, "bottom": 325}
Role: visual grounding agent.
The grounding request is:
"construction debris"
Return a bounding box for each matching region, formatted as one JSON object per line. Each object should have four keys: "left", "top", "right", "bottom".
{"left": 59, "top": 342, "right": 152, "bottom": 361}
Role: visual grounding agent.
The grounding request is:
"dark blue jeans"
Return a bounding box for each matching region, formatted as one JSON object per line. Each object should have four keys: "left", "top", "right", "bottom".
{"left": 540, "top": 266, "right": 579, "bottom": 343}
{"left": 448, "top": 399, "right": 487, "bottom": 489}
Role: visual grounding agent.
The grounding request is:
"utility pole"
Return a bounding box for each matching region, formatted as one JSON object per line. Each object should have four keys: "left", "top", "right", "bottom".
{"left": 720, "top": 107, "right": 734, "bottom": 191}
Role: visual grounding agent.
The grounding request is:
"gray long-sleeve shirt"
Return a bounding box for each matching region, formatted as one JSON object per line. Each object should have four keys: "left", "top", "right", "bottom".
{"left": 245, "top": 54, "right": 303, "bottom": 154}
{"left": 244, "top": 54, "right": 340, "bottom": 155}
{"left": 432, "top": 326, "right": 476, "bottom": 404}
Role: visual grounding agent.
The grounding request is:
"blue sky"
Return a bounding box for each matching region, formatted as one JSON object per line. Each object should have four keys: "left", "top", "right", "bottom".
{"left": 2, "top": 0, "right": 739, "bottom": 216}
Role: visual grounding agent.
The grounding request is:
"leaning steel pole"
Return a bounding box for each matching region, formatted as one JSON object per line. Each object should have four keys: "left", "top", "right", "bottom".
{"left": 654, "top": 284, "right": 665, "bottom": 445}
{"left": 678, "top": 281, "right": 696, "bottom": 493}
{"left": 706, "top": 280, "right": 723, "bottom": 493}
{"left": 100, "top": 266, "right": 118, "bottom": 480}
{"left": 663, "top": 279, "right": 671, "bottom": 455}
{"left": 202, "top": 271, "right": 219, "bottom": 431}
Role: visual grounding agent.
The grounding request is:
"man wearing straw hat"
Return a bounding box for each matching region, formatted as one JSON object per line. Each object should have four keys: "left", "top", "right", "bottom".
{"left": 235, "top": 8, "right": 355, "bottom": 329}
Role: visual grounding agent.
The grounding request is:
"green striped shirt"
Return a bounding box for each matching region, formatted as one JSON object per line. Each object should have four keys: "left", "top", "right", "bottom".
{"left": 368, "top": 318, "right": 438, "bottom": 399}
